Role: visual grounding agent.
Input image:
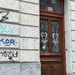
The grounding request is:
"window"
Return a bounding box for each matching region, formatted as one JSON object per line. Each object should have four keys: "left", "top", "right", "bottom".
{"left": 40, "top": 0, "right": 62, "bottom": 14}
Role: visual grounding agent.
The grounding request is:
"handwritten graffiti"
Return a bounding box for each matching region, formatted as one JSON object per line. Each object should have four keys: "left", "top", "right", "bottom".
{"left": 0, "top": 38, "right": 17, "bottom": 46}
{"left": 0, "top": 10, "right": 9, "bottom": 22}
{"left": 0, "top": 51, "right": 18, "bottom": 61}
{"left": 0, "top": 24, "right": 15, "bottom": 34}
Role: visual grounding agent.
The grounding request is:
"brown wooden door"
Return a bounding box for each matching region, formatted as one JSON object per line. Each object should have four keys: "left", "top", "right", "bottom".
{"left": 40, "top": 0, "right": 66, "bottom": 75}
{"left": 40, "top": 15, "right": 66, "bottom": 75}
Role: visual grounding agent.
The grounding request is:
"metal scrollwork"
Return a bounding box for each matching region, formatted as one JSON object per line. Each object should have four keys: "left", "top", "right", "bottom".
{"left": 40, "top": 20, "right": 48, "bottom": 52}
{"left": 41, "top": 32, "right": 48, "bottom": 50}
{"left": 52, "top": 21, "right": 60, "bottom": 52}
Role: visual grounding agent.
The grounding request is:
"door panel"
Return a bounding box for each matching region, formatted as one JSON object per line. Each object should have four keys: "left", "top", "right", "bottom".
{"left": 52, "top": 64, "right": 63, "bottom": 75}
{"left": 41, "top": 63, "right": 51, "bottom": 75}
{"left": 41, "top": 62, "right": 63, "bottom": 75}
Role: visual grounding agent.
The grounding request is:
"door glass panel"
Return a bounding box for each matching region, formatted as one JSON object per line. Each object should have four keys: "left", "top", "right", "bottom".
{"left": 40, "top": 0, "right": 62, "bottom": 14}
{"left": 51, "top": 21, "right": 60, "bottom": 53}
{"left": 51, "top": 0, "right": 56, "bottom": 4}
{"left": 40, "top": 19, "right": 61, "bottom": 53}
{"left": 40, "top": 19, "right": 48, "bottom": 52}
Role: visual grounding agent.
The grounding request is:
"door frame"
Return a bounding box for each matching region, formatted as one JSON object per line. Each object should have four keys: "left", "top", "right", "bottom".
{"left": 40, "top": 0, "right": 66, "bottom": 75}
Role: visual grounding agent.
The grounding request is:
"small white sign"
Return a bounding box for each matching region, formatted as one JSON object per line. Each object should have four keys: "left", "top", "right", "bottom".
{"left": 48, "top": 7, "right": 53, "bottom": 12}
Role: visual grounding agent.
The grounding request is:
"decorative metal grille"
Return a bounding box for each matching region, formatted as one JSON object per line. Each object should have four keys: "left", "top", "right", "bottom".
{"left": 40, "top": 19, "right": 48, "bottom": 52}
{"left": 51, "top": 21, "right": 60, "bottom": 52}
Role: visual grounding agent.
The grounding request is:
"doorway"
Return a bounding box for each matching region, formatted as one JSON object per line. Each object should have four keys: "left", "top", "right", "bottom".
{"left": 40, "top": 0, "right": 66, "bottom": 75}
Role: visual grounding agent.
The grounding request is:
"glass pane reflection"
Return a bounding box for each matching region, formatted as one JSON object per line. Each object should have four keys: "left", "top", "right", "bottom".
{"left": 40, "top": 0, "right": 62, "bottom": 14}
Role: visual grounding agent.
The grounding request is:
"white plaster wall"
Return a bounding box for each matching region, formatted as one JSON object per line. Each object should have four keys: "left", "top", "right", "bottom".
{"left": 0, "top": 0, "right": 41, "bottom": 75}
{"left": 64, "top": 0, "right": 73, "bottom": 74}
{"left": 65, "top": 0, "right": 75, "bottom": 74}
{"left": 0, "top": 1, "right": 20, "bottom": 62}
{"left": 70, "top": 0, "right": 75, "bottom": 74}
{"left": 0, "top": 23, "right": 19, "bottom": 35}
{"left": 0, "top": 50, "right": 19, "bottom": 62}
{"left": 20, "top": 26, "right": 39, "bottom": 38}
{"left": 20, "top": 2, "right": 39, "bottom": 15}
{"left": 21, "top": 0, "right": 39, "bottom": 4}
{"left": 0, "top": 36, "right": 19, "bottom": 48}
{"left": 20, "top": 51, "right": 40, "bottom": 62}
{"left": 20, "top": 38, "right": 39, "bottom": 49}
{"left": 0, "top": 0, "right": 19, "bottom": 11}
{"left": 19, "top": 0, "right": 40, "bottom": 62}
{"left": 20, "top": 14, "right": 39, "bottom": 26}
{"left": 0, "top": 9, "right": 19, "bottom": 23}
{"left": 0, "top": 0, "right": 40, "bottom": 63}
